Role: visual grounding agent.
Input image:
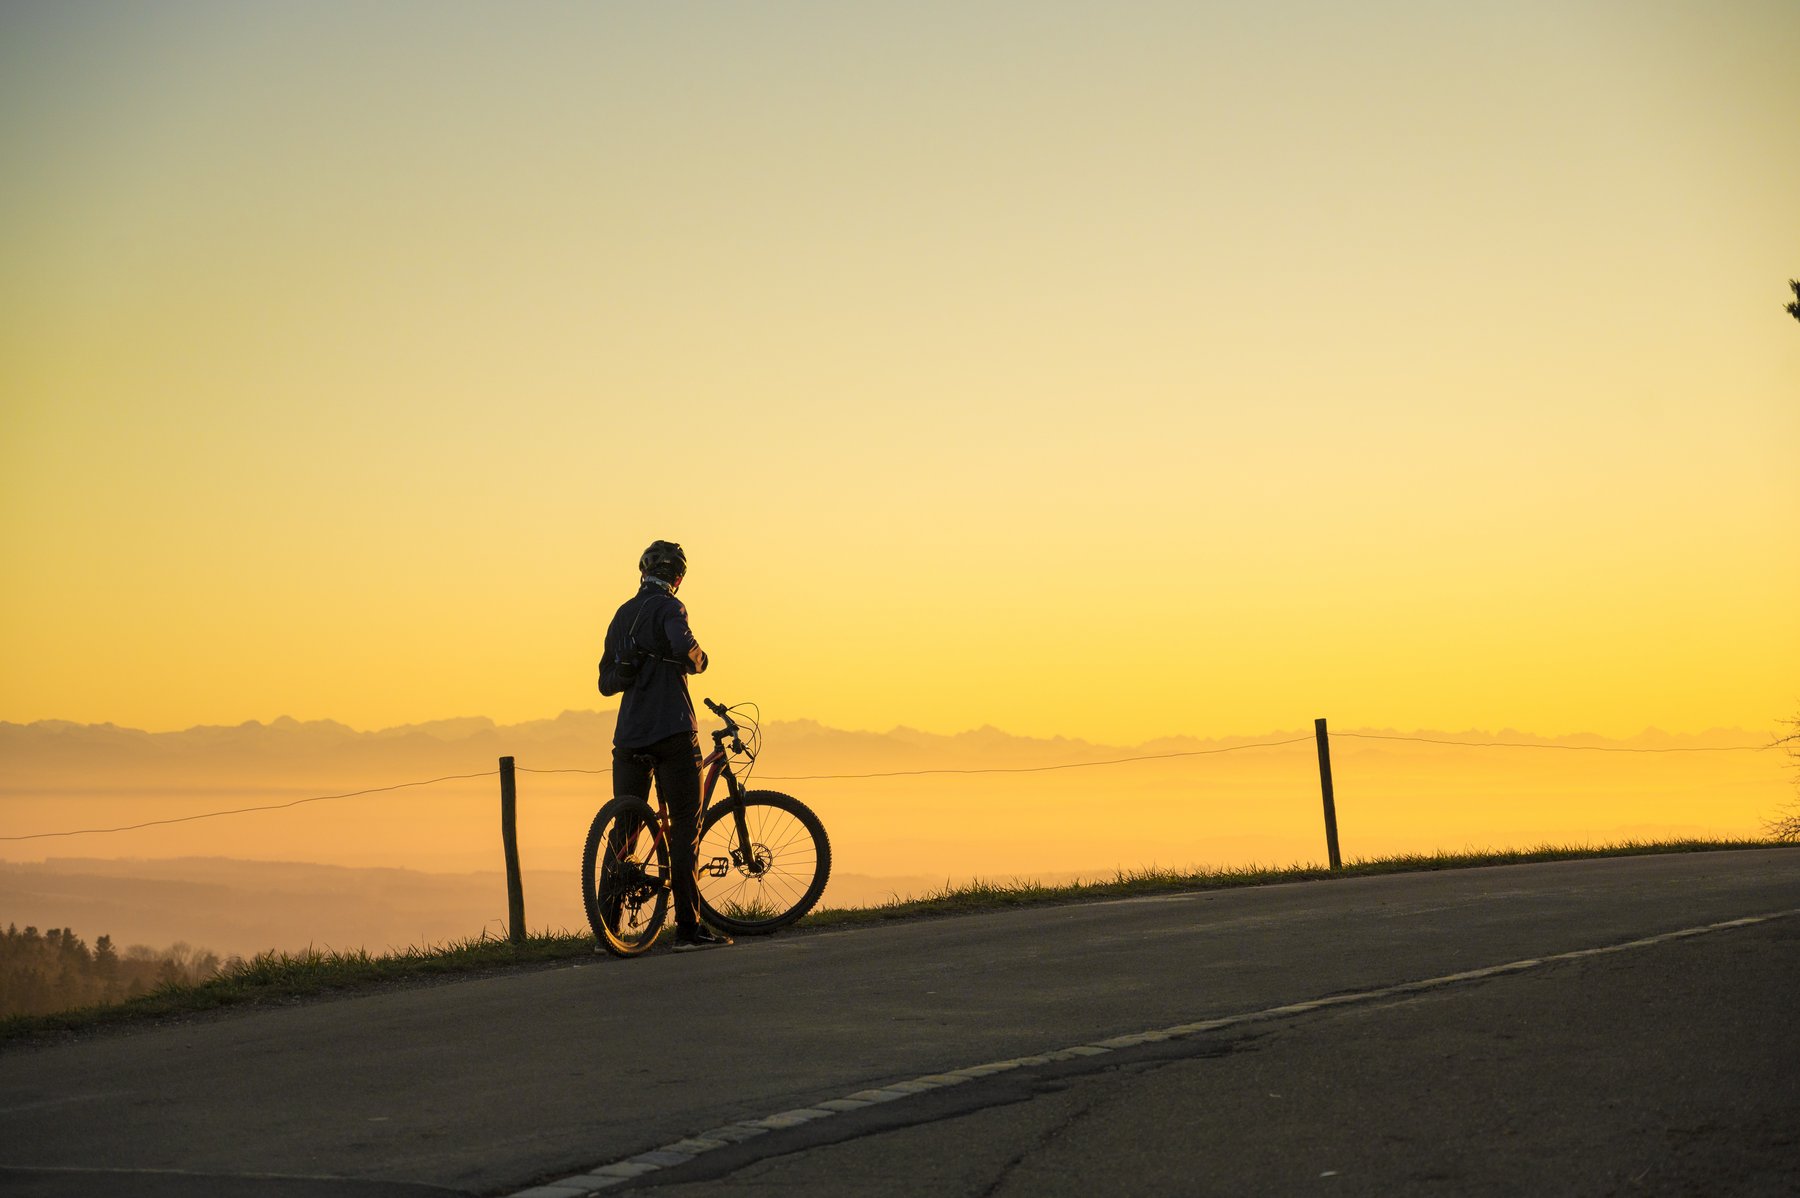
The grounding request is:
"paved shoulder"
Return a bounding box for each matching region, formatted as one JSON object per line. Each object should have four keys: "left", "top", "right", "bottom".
{"left": 1, "top": 849, "right": 1796, "bottom": 1197}
{"left": 627, "top": 913, "right": 1800, "bottom": 1196}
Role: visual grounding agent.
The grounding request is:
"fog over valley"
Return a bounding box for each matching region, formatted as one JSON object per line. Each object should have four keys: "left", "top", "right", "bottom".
{"left": 2, "top": 712, "right": 1783, "bottom": 959}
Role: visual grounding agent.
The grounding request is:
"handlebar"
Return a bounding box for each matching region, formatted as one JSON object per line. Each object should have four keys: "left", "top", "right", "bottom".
{"left": 704, "top": 697, "right": 751, "bottom": 759}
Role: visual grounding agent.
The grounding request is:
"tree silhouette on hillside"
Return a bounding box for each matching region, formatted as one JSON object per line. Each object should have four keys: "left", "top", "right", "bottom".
{"left": 1, "top": 925, "right": 222, "bottom": 1019}
{"left": 1788, "top": 279, "right": 1800, "bottom": 323}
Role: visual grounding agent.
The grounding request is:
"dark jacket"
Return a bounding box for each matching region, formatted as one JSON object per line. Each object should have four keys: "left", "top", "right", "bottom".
{"left": 600, "top": 581, "right": 708, "bottom": 748}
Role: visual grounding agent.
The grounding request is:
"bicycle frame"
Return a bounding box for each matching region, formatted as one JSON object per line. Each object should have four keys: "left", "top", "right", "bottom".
{"left": 701, "top": 742, "right": 734, "bottom": 809}
{"left": 701, "top": 743, "right": 761, "bottom": 879}
{"left": 622, "top": 740, "right": 758, "bottom": 884}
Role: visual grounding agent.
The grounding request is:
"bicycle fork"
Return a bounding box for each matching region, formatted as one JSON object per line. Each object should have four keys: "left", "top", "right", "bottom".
{"left": 701, "top": 765, "right": 767, "bottom": 879}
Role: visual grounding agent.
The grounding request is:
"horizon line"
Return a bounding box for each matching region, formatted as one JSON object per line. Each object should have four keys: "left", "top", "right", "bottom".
{"left": 0, "top": 710, "right": 1778, "bottom": 748}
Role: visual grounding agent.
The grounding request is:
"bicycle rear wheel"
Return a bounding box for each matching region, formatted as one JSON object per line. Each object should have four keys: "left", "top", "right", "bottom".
{"left": 582, "top": 796, "right": 670, "bottom": 957}
{"left": 696, "top": 790, "right": 831, "bottom": 935}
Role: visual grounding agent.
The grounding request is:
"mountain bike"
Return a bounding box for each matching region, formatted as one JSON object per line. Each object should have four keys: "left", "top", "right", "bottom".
{"left": 582, "top": 698, "right": 832, "bottom": 957}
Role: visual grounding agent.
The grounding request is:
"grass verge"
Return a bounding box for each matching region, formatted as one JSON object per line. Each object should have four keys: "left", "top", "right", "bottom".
{"left": 3, "top": 837, "right": 1786, "bottom": 1044}
{"left": 798, "top": 838, "right": 1786, "bottom": 926}
{"left": 0, "top": 931, "right": 594, "bottom": 1045}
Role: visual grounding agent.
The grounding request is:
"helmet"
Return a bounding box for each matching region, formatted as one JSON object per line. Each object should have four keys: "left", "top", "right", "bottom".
{"left": 639, "top": 540, "right": 687, "bottom": 583}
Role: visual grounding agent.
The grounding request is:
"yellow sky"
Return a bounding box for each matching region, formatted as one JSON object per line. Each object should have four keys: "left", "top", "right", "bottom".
{"left": 3, "top": 1, "right": 1797, "bottom": 744}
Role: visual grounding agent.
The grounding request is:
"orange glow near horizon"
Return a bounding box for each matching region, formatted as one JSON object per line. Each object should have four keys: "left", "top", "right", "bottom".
{"left": 1, "top": 2, "right": 1797, "bottom": 753}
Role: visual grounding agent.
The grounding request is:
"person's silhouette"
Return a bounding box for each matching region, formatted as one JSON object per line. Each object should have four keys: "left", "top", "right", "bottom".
{"left": 598, "top": 541, "right": 732, "bottom": 951}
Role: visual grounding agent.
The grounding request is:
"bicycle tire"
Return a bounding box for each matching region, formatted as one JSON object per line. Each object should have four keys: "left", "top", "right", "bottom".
{"left": 696, "top": 790, "right": 831, "bottom": 935}
{"left": 582, "top": 796, "right": 670, "bottom": 957}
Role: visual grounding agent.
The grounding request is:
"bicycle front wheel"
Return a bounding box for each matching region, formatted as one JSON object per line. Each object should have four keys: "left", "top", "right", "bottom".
{"left": 582, "top": 796, "right": 670, "bottom": 957}
{"left": 696, "top": 790, "right": 831, "bottom": 935}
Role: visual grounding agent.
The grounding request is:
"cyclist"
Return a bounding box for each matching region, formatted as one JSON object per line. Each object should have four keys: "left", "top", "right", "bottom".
{"left": 598, "top": 540, "right": 733, "bottom": 952}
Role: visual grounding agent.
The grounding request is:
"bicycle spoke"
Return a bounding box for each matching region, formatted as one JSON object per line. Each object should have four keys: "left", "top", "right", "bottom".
{"left": 585, "top": 798, "right": 671, "bottom": 955}
{"left": 693, "top": 789, "right": 830, "bottom": 934}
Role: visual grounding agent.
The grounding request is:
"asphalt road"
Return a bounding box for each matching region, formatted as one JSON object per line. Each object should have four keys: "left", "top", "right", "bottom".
{"left": 2, "top": 848, "right": 1796, "bottom": 1197}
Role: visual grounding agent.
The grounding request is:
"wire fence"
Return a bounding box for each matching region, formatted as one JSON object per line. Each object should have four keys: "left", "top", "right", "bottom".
{"left": 1334, "top": 732, "right": 1772, "bottom": 754}
{"left": 1, "top": 727, "right": 1782, "bottom": 843}
{"left": 0, "top": 771, "right": 502, "bottom": 842}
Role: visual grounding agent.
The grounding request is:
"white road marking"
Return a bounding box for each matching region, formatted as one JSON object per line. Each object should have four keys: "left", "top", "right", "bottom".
{"left": 504, "top": 908, "right": 1799, "bottom": 1197}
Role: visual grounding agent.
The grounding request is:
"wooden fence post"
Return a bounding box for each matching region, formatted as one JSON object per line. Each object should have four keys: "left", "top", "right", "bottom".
{"left": 500, "top": 756, "right": 525, "bottom": 944}
{"left": 1314, "top": 719, "right": 1343, "bottom": 871}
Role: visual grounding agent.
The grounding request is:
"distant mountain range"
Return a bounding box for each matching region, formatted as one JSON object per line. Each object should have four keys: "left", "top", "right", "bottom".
{"left": 0, "top": 711, "right": 620, "bottom": 788}
{"left": 1, "top": 710, "right": 1773, "bottom": 828}
{"left": 2, "top": 709, "right": 1285, "bottom": 797}
{"left": 3, "top": 709, "right": 1767, "bottom": 776}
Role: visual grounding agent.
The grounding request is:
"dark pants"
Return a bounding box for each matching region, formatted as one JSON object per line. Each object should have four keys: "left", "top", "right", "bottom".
{"left": 613, "top": 732, "right": 705, "bottom": 935}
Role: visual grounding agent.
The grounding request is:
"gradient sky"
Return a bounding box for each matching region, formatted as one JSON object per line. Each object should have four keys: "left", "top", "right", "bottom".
{"left": 3, "top": 1, "right": 1797, "bottom": 744}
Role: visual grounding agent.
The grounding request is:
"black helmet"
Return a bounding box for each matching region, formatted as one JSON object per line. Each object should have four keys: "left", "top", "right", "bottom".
{"left": 639, "top": 540, "right": 687, "bottom": 583}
